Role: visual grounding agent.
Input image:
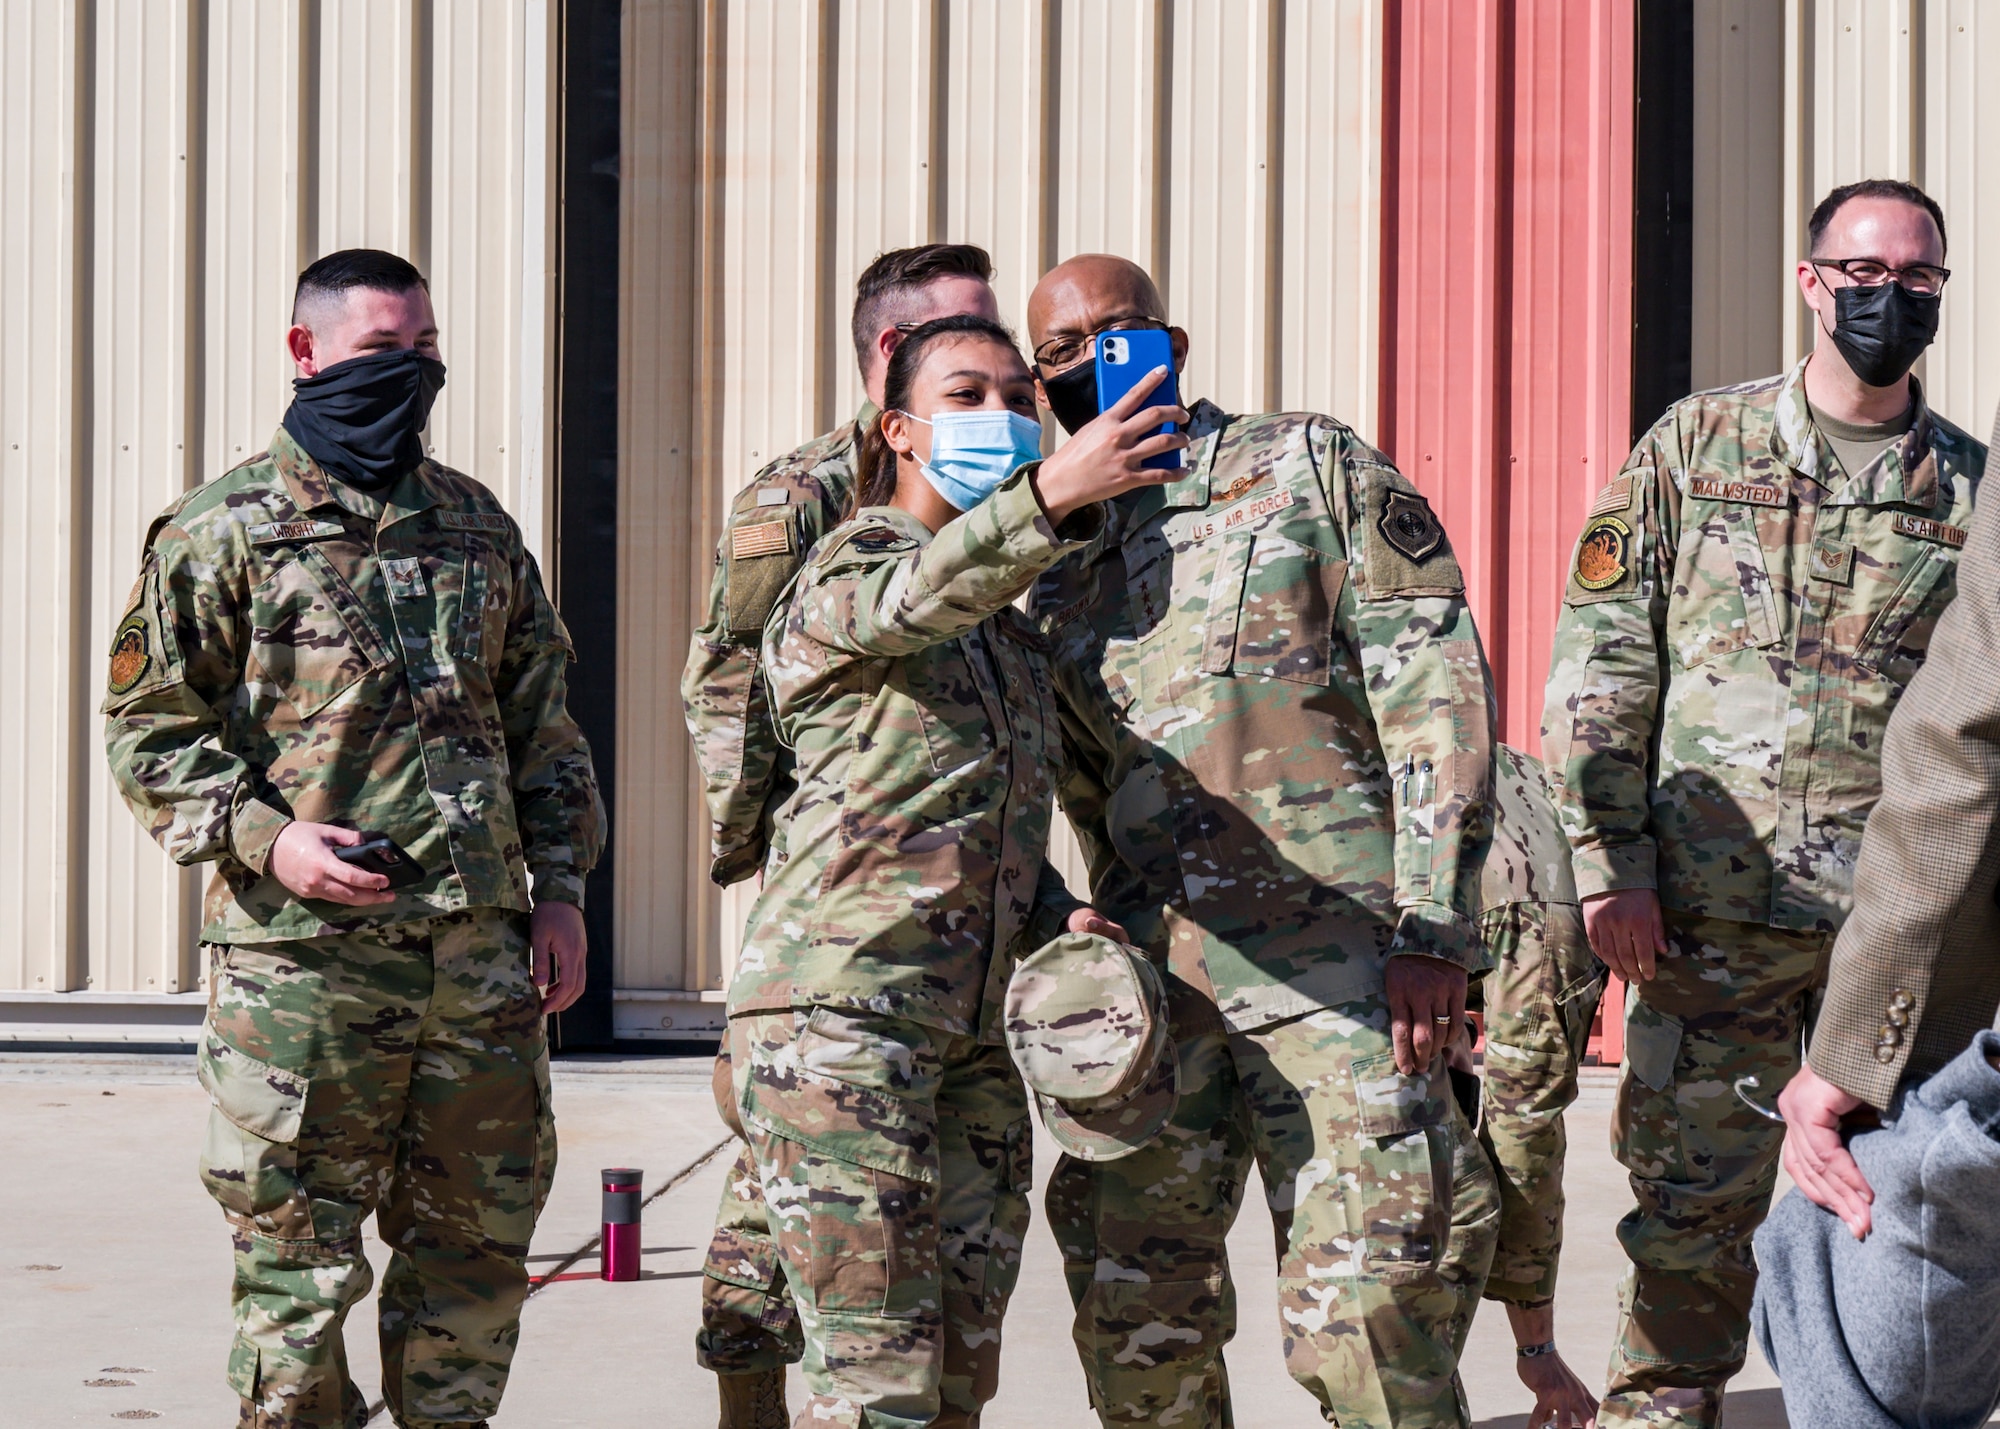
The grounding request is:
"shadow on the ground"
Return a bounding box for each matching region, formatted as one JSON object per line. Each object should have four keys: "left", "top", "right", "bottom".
{"left": 1473, "top": 1387, "right": 1790, "bottom": 1429}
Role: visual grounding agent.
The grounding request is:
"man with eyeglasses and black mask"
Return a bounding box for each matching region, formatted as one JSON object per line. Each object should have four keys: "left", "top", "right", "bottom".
{"left": 1541, "top": 179, "right": 1986, "bottom": 1426}
{"left": 1025, "top": 253, "right": 1501, "bottom": 1428}
{"left": 102, "top": 248, "right": 603, "bottom": 1429}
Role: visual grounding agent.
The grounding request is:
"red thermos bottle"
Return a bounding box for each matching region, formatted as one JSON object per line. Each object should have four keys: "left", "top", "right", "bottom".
{"left": 601, "top": 1167, "right": 643, "bottom": 1282}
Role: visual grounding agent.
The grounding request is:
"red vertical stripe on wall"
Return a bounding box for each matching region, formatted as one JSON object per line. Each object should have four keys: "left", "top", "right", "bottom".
{"left": 1379, "top": 0, "right": 1634, "bottom": 752}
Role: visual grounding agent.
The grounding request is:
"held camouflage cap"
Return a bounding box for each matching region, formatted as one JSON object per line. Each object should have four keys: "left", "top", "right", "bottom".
{"left": 1004, "top": 932, "right": 1179, "bottom": 1162}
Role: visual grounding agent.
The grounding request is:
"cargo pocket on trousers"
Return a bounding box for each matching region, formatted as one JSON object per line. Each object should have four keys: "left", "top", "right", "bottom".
{"left": 1624, "top": 999, "right": 1682, "bottom": 1094}
{"left": 1348, "top": 1053, "right": 1450, "bottom": 1276}
{"left": 195, "top": 1025, "right": 315, "bottom": 1240}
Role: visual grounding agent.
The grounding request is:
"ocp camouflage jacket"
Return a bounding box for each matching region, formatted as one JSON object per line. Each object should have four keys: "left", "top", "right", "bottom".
{"left": 1033, "top": 400, "right": 1498, "bottom": 1034}
{"left": 102, "top": 427, "right": 604, "bottom": 943}
{"left": 680, "top": 409, "right": 869, "bottom": 886}
{"left": 1542, "top": 359, "right": 1988, "bottom": 931}
{"left": 728, "top": 465, "right": 1094, "bottom": 1042}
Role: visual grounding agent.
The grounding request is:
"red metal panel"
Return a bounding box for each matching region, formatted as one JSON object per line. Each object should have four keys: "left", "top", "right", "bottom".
{"left": 1379, "top": 0, "right": 1635, "bottom": 751}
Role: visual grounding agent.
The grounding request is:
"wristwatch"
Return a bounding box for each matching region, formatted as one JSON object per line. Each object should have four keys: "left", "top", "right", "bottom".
{"left": 1517, "top": 1340, "right": 1559, "bottom": 1359}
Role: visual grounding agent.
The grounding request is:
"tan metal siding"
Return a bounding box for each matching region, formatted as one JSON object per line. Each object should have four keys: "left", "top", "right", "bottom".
{"left": 0, "top": 0, "right": 555, "bottom": 999}
{"left": 1691, "top": 0, "right": 1997, "bottom": 425}
{"left": 0, "top": 1, "right": 90, "bottom": 993}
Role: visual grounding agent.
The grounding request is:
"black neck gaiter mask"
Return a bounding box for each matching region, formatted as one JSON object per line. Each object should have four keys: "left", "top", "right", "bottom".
{"left": 1829, "top": 280, "right": 1940, "bottom": 389}
{"left": 1041, "top": 359, "right": 1102, "bottom": 436}
{"left": 283, "top": 348, "right": 447, "bottom": 492}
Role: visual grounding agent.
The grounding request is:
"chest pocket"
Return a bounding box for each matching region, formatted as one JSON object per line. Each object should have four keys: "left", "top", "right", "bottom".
{"left": 249, "top": 545, "right": 393, "bottom": 718}
{"left": 440, "top": 536, "right": 514, "bottom": 667}
{"left": 913, "top": 629, "right": 1005, "bottom": 776}
{"left": 1856, "top": 541, "right": 1955, "bottom": 687}
{"left": 1669, "top": 502, "right": 1782, "bottom": 670}
{"left": 1198, "top": 532, "right": 1347, "bottom": 686}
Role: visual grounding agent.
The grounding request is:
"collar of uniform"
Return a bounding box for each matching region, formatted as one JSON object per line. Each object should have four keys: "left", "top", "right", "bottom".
{"left": 1771, "top": 357, "right": 1942, "bottom": 509}
{"left": 1823, "top": 376, "right": 1940, "bottom": 511}
{"left": 1121, "top": 397, "right": 1232, "bottom": 530}
{"left": 856, "top": 500, "right": 935, "bottom": 549}
{"left": 267, "top": 425, "right": 442, "bottom": 523}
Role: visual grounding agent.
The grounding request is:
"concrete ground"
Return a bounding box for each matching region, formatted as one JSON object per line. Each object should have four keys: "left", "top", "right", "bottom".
{"left": 0, "top": 1050, "right": 1842, "bottom": 1428}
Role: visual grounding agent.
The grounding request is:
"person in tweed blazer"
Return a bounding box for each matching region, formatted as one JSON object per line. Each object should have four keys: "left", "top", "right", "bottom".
{"left": 1780, "top": 399, "right": 2000, "bottom": 1236}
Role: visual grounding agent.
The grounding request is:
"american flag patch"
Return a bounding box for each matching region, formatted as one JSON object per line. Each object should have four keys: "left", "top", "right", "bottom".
{"left": 1589, "top": 477, "right": 1632, "bottom": 516}
{"left": 732, "top": 519, "right": 793, "bottom": 560}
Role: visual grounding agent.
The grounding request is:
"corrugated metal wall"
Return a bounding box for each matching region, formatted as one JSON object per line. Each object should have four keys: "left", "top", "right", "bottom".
{"left": 0, "top": 0, "right": 557, "bottom": 1000}
{"left": 1690, "top": 0, "right": 2000, "bottom": 424}
{"left": 5, "top": 0, "right": 1998, "bottom": 1022}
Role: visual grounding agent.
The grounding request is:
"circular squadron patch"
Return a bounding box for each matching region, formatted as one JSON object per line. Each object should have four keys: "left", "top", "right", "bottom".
{"left": 107, "top": 616, "right": 151, "bottom": 695}
{"left": 1574, "top": 515, "right": 1632, "bottom": 591}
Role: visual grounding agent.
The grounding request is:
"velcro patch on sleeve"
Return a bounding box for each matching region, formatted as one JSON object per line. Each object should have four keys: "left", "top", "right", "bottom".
{"left": 1564, "top": 512, "right": 1642, "bottom": 604}
{"left": 732, "top": 520, "right": 796, "bottom": 560}
{"left": 1362, "top": 475, "right": 1464, "bottom": 598}
{"left": 247, "top": 519, "right": 346, "bottom": 545}
{"left": 1589, "top": 476, "right": 1634, "bottom": 516}
{"left": 1892, "top": 512, "right": 1968, "bottom": 548}
{"left": 437, "top": 510, "right": 514, "bottom": 533}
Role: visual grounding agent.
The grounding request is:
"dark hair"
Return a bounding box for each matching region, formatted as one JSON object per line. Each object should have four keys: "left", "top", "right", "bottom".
{"left": 1808, "top": 179, "right": 1948, "bottom": 257}
{"left": 851, "top": 314, "right": 1024, "bottom": 517}
{"left": 850, "top": 243, "right": 995, "bottom": 370}
{"left": 293, "top": 248, "right": 429, "bottom": 328}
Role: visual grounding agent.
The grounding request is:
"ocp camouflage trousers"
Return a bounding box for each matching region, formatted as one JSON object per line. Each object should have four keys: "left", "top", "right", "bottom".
{"left": 196, "top": 909, "right": 554, "bottom": 1429}
{"left": 731, "top": 1008, "right": 1033, "bottom": 1429}
{"left": 699, "top": 1043, "right": 804, "bottom": 1375}
{"left": 1045, "top": 993, "right": 1494, "bottom": 1429}
{"left": 1601, "top": 911, "right": 1827, "bottom": 1428}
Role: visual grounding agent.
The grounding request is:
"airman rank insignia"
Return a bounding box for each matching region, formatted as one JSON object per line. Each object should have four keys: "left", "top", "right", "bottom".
{"left": 1378, "top": 489, "right": 1444, "bottom": 563}
{"left": 1574, "top": 515, "right": 1631, "bottom": 590}
{"left": 107, "top": 614, "right": 151, "bottom": 696}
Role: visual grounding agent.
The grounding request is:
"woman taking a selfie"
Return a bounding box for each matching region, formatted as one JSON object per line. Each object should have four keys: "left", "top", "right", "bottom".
{"left": 723, "top": 313, "right": 1184, "bottom": 1428}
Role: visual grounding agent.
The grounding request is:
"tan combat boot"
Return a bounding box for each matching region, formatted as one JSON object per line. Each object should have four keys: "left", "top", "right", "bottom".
{"left": 716, "top": 1367, "right": 788, "bottom": 1429}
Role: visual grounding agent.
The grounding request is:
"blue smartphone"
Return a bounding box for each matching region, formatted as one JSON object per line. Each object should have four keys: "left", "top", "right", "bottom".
{"left": 1095, "top": 328, "right": 1183, "bottom": 471}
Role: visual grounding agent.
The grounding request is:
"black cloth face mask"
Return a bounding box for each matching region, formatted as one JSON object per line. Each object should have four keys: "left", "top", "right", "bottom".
{"left": 1041, "top": 358, "right": 1101, "bottom": 436}
{"left": 1829, "top": 280, "right": 1940, "bottom": 389}
{"left": 283, "top": 347, "right": 447, "bottom": 492}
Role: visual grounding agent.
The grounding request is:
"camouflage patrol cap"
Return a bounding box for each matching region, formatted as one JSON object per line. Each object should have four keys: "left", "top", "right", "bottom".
{"left": 1004, "top": 932, "right": 1179, "bottom": 1162}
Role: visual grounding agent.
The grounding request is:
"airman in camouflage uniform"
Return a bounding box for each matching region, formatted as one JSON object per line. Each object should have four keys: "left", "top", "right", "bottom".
{"left": 1543, "top": 351, "right": 1986, "bottom": 1423}
{"left": 678, "top": 245, "right": 1000, "bottom": 1425}
{"left": 1438, "top": 745, "right": 1604, "bottom": 1423}
{"left": 730, "top": 447, "right": 1103, "bottom": 1428}
{"left": 1027, "top": 255, "right": 1499, "bottom": 1427}
{"left": 102, "top": 264, "right": 602, "bottom": 1427}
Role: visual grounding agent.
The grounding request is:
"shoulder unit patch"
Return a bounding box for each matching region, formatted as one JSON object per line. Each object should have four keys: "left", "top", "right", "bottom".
{"left": 1378, "top": 489, "right": 1444, "bottom": 563}
{"left": 1573, "top": 515, "right": 1632, "bottom": 591}
{"left": 107, "top": 614, "right": 152, "bottom": 696}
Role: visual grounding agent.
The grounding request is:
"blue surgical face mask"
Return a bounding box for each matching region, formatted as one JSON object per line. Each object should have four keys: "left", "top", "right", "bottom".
{"left": 899, "top": 408, "right": 1044, "bottom": 512}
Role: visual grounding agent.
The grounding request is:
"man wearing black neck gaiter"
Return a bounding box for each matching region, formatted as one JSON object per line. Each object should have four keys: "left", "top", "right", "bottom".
{"left": 102, "top": 248, "right": 603, "bottom": 1429}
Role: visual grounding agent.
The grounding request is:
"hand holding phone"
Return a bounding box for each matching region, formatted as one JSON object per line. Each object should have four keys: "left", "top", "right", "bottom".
{"left": 1031, "top": 362, "right": 1191, "bottom": 523}
{"left": 333, "top": 834, "right": 430, "bottom": 890}
{"left": 1095, "top": 328, "right": 1183, "bottom": 472}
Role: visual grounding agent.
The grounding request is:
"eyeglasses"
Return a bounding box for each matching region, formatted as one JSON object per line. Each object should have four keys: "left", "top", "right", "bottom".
{"left": 1809, "top": 257, "right": 1951, "bottom": 296}
{"left": 1033, "top": 317, "right": 1169, "bottom": 371}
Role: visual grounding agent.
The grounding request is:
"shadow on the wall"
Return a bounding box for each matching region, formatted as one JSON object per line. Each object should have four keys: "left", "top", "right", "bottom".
{"left": 1475, "top": 1388, "right": 1791, "bottom": 1429}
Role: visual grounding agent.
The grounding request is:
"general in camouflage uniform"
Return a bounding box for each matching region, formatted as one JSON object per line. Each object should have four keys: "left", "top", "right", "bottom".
{"left": 1030, "top": 269, "right": 1500, "bottom": 1420}
{"left": 103, "top": 254, "right": 603, "bottom": 1429}
{"left": 678, "top": 245, "right": 1000, "bottom": 1424}
{"left": 1542, "top": 357, "right": 1986, "bottom": 1423}
{"left": 730, "top": 457, "right": 1101, "bottom": 1428}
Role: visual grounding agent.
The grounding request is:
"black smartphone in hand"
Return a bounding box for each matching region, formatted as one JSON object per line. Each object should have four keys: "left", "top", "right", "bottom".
{"left": 334, "top": 834, "right": 429, "bottom": 890}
